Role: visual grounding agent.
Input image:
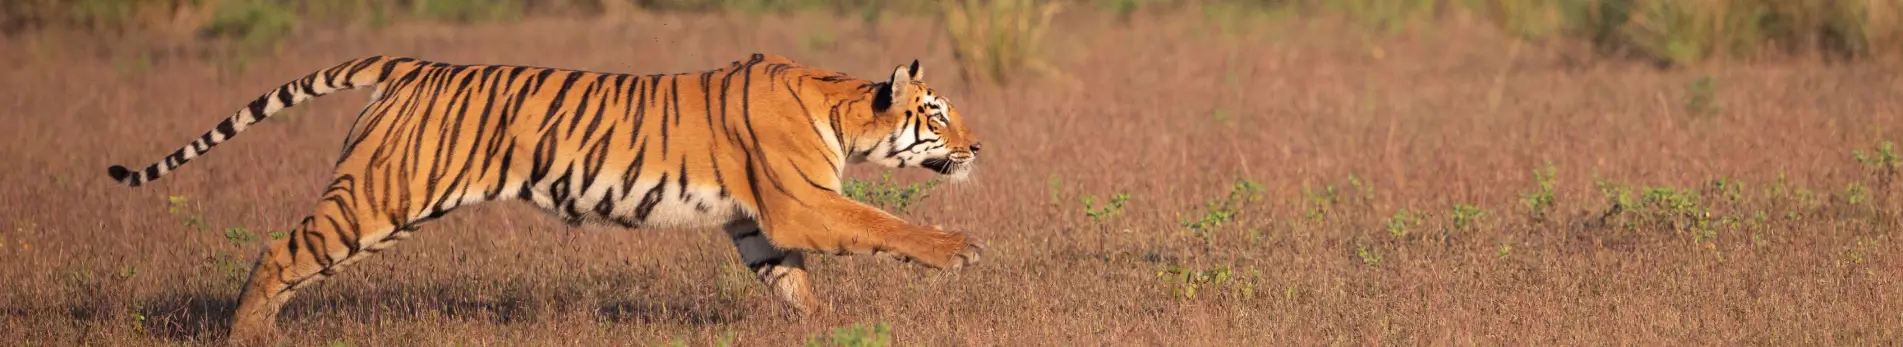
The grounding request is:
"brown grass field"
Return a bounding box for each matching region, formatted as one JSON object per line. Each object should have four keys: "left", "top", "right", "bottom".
{"left": 2, "top": 8, "right": 1901, "bottom": 346}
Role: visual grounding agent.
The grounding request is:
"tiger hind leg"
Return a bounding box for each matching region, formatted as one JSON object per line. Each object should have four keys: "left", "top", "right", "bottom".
{"left": 226, "top": 182, "right": 420, "bottom": 345}
{"left": 725, "top": 220, "right": 822, "bottom": 317}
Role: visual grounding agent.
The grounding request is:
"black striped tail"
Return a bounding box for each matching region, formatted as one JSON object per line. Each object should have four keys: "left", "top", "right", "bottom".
{"left": 107, "top": 55, "right": 417, "bottom": 187}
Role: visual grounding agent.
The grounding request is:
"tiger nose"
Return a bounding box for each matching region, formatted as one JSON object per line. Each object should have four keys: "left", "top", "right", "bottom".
{"left": 968, "top": 142, "right": 983, "bottom": 153}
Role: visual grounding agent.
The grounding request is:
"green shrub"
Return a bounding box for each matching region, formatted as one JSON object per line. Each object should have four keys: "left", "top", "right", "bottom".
{"left": 842, "top": 173, "right": 942, "bottom": 214}
{"left": 199, "top": 0, "right": 300, "bottom": 48}
{"left": 410, "top": 0, "right": 522, "bottom": 23}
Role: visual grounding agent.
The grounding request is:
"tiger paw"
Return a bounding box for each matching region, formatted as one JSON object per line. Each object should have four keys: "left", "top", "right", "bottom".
{"left": 911, "top": 226, "right": 983, "bottom": 270}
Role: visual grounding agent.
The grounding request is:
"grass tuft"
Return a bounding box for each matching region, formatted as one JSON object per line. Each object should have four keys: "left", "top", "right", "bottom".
{"left": 939, "top": 0, "right": 1065, "bottom": 86}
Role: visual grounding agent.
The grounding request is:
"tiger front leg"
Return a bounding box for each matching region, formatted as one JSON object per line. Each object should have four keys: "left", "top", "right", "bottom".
{"left": 757, "top": 194, "right": 983, "bottom": 270}
{"left": 725, "top": 220, "right": 822, "bottom": 316}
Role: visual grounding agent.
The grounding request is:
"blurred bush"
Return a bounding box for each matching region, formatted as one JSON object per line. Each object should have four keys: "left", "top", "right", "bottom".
{"left": 1479, "top": 0, "right": 1903, "bottom": 65}
{"left": 941, "top": 0, "right": 1065, "bottom": 86}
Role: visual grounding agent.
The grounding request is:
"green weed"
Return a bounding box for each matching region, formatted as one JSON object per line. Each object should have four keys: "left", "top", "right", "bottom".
{"left": 1302, "top": 184, "right": 1339, "bottom": 224}
{"left": 116, "top": 265, "right": 146, "bottom": 333}
{"left": 1594, "top": 179, "right": 1637, "bottom": 228}
{"left": 213, "top": 227, "right": 259, "bottom": 284}
{"left": 1641, "top": 187, "right": 1711, "bottom": 233}
{"left": 163, "top": 196, "right": 263, "bottom": 284}
{"left": 1157, "top": 264, "right": 1258, "bottom": 301}
{"left": 1520, "top": 163, "right": 1558, "bottom": 222}
{"left": 1182, "top": 179, "right": 1267, "bottom": 242}
{"left": 1843, "top": 183, "right": 1869, "bottom": 206}
{"left": 1598, "top": 180, "right": 1738, "bottom": 242}
{"left": 1082, "top": 192, "right": 1131, "bottom": 223}
{"left": 716, "top": 330, "right": 740, "bottom": 347}
{"left": 224, "top": 227, "right": 256, "bottom": 245}
{"left": 842, "top": 172, "right": 942, "bottom": 214}
{"left": 1347, "top": 174, "right": 1377, "bottom": 204}
{"left": 1853, "top": 140, "right": 1900, "bottom": 185}
{"left": 1047, "top": 175, "right": 1065, "bottom": 208}
{"left": 1450, "top": 204, "right": 1484, "bottom": 231}
{"left": 806, "top": 322, "right": 892, "bottom": 347}
{"left": 1355, "top": 246, "right": 1382, "bottom": 266}
{"left": 167, "top": 195, "right": 211, "bottom": 232}
{"left": 1386, "top": 208, "right": 1423, "bottom": 238}
{"left": 1708, "top": 176, "right": 1746, "bottom": 206}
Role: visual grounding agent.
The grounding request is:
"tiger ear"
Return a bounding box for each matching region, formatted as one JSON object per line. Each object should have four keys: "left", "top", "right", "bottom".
{"left": 888, "top": 62, "right": 916, "bottom": 100}
{"left": 907, "top": 59, "right": 922, "bottom": 80}
{"left": 889, "top": 63, "right": 914, "bottom": 85}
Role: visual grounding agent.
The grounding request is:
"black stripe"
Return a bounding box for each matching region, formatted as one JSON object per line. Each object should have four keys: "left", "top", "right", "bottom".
{"left": 407, "top": 67, "right": 461, "bottom": 213}
{"left": 677, "top": 160, "right": 690, "bottom": 201}
{"left": 539, "top": 71, "right": 584, "bottom": 132}
{"left": 423, "top": 68, "right": 485, "bottom": 209}
{"left": 742, "top": 147, "right": 768, "bottom": 217}
{"left": 579, "top": 125, "right": 615, "bottom": 194}
{"left": 577, "top": 76, "right": 613, "bottom": 145}
{"left": 475, "top": 67, "right": 524, "bottom": 182}
{"left": 651, "top": 74, "right": 667, "bottom": 155}
{"left": 633, "top": 173, "right": 667, "bottom": 222}
{"left": 792, "top": 163, "right": 835, "bottom": 193}
{"left": 736, "top": 59, "right": 794, "bottom": 199}
{"left": 456, "top": 66, "right": 504, "bottom": 189}
{"left": 783, "top": 86, "right": 838, "bottom": 170}
{"left": 273, "top": 83, "right": 294, "bottom": 114}
{"left": 344, "top": 56, "right": 387, "bottom": 86}
{"left": 620, "top": 140, "right": 647, "bottom": 197}
{"left": 565, "top": 74, "right": 609, "bottom": 140}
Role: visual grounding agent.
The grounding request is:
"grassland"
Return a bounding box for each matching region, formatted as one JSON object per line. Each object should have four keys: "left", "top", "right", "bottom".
{"left": 1, "top": 1, "right": 1900, "bottom": 346}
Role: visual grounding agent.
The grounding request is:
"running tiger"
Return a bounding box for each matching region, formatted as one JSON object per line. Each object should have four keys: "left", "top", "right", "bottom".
{"left": 105, "top": 53, "right": 985, "bottom": 343}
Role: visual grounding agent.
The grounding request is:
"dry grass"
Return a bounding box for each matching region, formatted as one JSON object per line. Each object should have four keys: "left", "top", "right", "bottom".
{"left": 1, "top": 7, "right": 1902, "bottom": 346}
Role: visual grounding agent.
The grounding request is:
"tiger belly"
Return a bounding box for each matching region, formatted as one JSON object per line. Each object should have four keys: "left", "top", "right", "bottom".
{"left": 523, "top": 176, "right": 744, "bottom": 230}
{"left": 607, "top": 182, "right": 744, "bottom": 230}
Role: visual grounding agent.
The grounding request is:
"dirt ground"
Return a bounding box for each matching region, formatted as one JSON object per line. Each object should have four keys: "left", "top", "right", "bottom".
{"left": 1, "top": 10, "right": 1900, "bottom": 346}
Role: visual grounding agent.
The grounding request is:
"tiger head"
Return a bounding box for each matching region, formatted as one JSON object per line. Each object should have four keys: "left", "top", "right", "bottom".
{"left": 866, "top": 60, "right": 981, "bottom": 181}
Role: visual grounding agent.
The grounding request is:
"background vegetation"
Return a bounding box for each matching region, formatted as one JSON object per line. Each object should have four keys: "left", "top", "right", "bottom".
{"left": 4, "top": 0, "right": 1898, "bottom": 85}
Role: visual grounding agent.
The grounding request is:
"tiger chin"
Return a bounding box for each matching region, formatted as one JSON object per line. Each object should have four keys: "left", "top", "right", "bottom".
{"left": 103, "top": 53, "right": 984, "bottom": 345}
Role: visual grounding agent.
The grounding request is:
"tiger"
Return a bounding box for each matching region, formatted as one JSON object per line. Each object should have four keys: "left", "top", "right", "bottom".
{"left": 105, "top": 53, "right": 986, "bottom": 344}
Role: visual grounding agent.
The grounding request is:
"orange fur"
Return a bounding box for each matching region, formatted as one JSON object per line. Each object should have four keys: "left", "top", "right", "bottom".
{"left": 106, "top": 53, "right": 984, "bottom": 345}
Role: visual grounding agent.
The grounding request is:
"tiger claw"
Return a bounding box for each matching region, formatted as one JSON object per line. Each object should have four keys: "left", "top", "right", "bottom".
{"left": 951, "top": 239, "right": 983, "bottom": 269}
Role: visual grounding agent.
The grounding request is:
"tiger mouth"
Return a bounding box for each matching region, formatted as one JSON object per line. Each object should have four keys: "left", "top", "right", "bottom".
{"left": 921, "top": 158, "right": 961, "bottom": 174}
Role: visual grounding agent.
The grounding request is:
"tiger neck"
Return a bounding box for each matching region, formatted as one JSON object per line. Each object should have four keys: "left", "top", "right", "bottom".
{"left": 812, "top": 78, "right": 890, "bottom": 164}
